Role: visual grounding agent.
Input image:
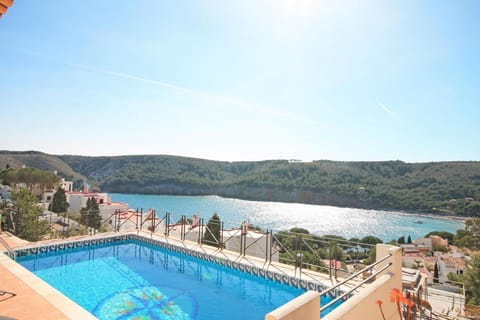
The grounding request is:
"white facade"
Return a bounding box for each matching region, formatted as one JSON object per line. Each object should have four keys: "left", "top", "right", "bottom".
{"left": 66, "top": 192, "right": 111, "bottom": 214}
{"left": 59, "top": 179, "right": 73, "bottom": 192}
{"left": 40, "top": 191, "right": 55, "bottom": 204}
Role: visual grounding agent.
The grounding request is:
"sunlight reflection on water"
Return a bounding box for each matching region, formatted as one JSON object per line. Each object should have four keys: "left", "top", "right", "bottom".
{"left": 111, "top": 193, "right": 465, "bottom": 242}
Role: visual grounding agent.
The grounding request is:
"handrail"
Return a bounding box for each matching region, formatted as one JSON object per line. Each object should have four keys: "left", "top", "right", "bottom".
{"left": 320, "top": 253, "right": 392, "bottom": 298}
{"left": 0, "top": 235, "right": 16, "bottom": 260}
{"left": 320, "top": 262, "right": 392, "bottom": 312}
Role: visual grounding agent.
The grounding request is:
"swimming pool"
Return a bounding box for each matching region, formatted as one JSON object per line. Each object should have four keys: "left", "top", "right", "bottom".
{"left": 16, "top": 235, "right": 341, "bottom": 319}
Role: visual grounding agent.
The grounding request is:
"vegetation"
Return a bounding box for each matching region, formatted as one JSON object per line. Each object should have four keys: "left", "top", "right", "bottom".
{"left": 453, "top": 219, "right": 480, "bottom": 250}
{"left": 80, "top": 197, "right": 101, "bottom": 230}
{"left": 272, "top": 228, "right": 380, "bottom": 272}
{"left": 2, "top": 152, "right": 480, "bottom": 217}
{"left": 464, "top": 254, "right": 480, "bottom": 305}
{"left": 10, "top": 189, "right": 49, "bottom": 241}
{"left": 425, "top": 231, "right": 455, "bottom": 244}
{"left": 0, "top": 167, "right": 59, "bottom": 194}
{"left": 203, "top": 213, "right": 222, "bottom": 247}
{"left": 59, "top": 156, "right": 480, "bottom": 217}
{"left": 50, "top": 188, "right": 69, "bottom": 213}
{"left": 433, "top": 262, "right": 439, "bottom": 283}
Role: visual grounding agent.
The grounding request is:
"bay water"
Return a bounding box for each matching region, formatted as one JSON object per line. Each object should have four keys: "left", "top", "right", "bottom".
{"left": 111, "top": 193, "right": 465, "bottom": 242}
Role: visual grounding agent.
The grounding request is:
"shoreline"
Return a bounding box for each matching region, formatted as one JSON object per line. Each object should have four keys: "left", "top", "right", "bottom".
{"left": 108, "top": 191, "right": 470, "bottom": 225}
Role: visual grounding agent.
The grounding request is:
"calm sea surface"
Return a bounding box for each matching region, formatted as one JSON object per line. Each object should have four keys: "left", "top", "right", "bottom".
{"left": 111, "top": 193, "right": 465, "bottom": 242}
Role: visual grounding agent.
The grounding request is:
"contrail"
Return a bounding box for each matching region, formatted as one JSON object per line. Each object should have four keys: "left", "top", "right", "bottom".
{"left": 4, "top": 45, "right": 319, "bottom": 125}
{"left": 378, "top": 102, "right": 395, "bottom": 115}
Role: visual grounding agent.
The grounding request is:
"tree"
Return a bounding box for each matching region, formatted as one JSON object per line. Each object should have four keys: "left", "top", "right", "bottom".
{"left": 425, "top": 231, "right": 455, "bottom": 244}
{"left": 364, "top": 247, "right": 377, "bottom": 265}
{"left": 464, "top": 254, "right": 480, "bottom": 305}
{"left": 398, "top": 236, "right": 405, "bottom": 244}
{"left": 433, "top": 261, "right": 439, "bottom": 283}
{"left": 80, "top": 197, "right": 101, "bottom": 230}
{"left": 50, "top": 188, "right": 69, "bottom": 213}
{"left": 407, "top": 235, "right": 412, "bottom": 244}
{"left": 360, "top": 236, "right": 383, "bottom": 245}
{"left": 11, "top": 189, "right": 49, "bottom": 241}
{"left": 0, "top": 167, "right": 59, "bottom": 193}
{"left": 290, "top": 227, "right": 310, "bottom": 235}
{"left": 203, "top": 213, "right": 221, "bottom": 247}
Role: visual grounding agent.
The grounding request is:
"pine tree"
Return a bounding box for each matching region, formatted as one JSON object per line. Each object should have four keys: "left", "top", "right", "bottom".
{"left": 11, "top": 189, "right": 49, "bottom": 241}
{"left": 203, "top": 213, "right": 221, "bottom": 247}
{"left": 433, "top": 261, "right": 439, "bottom": 283}
{"left": 398, "top": 236, "right": 405, "bottom": 244}
{"left": 80, "top": 197, "right": 101, "bottom": 230}
{"left": 51, "top": 188, "right": 69, "bottom": 213}
{"left": 407, "top": 235, "right": 412, "bottom": 244}
{"left": 464, "top": 254, "right": 480, "bottom": 305}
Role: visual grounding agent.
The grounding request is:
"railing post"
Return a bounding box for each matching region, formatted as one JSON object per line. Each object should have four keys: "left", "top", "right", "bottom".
{"left": 221, "top": 222, "right": 224, "bottom": 250}
{"left": 151, "top": 210, "right": 156, "bottom": 233}
{"left": 135, "top": 208, "right": 139, "bottom": 230}
{"left": 113, "top": 209, "right": 117, "bottom": 232}
{"left": 199, "top": 218, "right": 204, "bottom": 245}
{"left": 329, "top": 241, "right": 333, "bottom": 279}
{"left": 181, "top": 215, "right": 186, "bottom": 241}
{"left": 265, "top": 229, "right": 269, "bottom": 262}
{"left": 165, "top": 212, "right": 170, "bottom": 237}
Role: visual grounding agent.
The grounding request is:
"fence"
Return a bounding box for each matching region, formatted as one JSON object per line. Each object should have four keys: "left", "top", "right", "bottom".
{"left": 3, "top": 207, "right": 376, "bottom": 280}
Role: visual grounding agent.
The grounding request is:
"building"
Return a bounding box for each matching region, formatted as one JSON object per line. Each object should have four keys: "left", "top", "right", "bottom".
{"left": 0, "top": 0, "right": 13, "bottom": 20}
{"left": 430, "top": 235, "right": 448, "bottom": 247}
{"left": 58, "top": 178, "right": 73, "bottom": 192}
{"left": 413, "top": 237, "right": 433, "bottom": 253}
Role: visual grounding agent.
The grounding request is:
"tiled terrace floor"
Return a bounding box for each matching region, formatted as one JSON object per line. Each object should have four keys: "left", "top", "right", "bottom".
{"left": 0, "top": 232, "right": 96, "bottom": 320}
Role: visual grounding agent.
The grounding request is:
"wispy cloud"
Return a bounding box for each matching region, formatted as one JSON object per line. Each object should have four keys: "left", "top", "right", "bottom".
{"left": 5, "top": 45, "right": 318, "bottom": 125}
{"left": 378, "top": 101, "right": 396, "bottom": 116}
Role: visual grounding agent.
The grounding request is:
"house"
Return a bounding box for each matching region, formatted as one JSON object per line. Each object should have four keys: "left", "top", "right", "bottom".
{"left": 413, "top": 238, "right": 433, "bottom": 253}
{"left": 58, "top": 178, "right": 73, "bottom": 192}
{"left": 437, "top": 256, "right": 467, "bottom": 282}
{"left": 430, "top": 235, "right": 448, "bottom": 247}
{"left": 400, "top": 243, "right": 419, "bottom": 254}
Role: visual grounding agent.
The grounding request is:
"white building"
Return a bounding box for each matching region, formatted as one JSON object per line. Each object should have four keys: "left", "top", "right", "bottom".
{"left": 67, "top": 191, "right": 111, "bottom": 214}
{"left": 58, "top": 178, "right": 73, "bottom": 192}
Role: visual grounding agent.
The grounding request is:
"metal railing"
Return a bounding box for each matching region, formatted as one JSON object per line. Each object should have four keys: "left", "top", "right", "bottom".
{"left": 3, "top": 205, "right": 380, "bottom": 296}
{"left": 319, "top": 253, "right": 393, "bottom": 312}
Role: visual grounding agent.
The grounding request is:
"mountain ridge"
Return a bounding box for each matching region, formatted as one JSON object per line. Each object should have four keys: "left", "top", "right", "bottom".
{"left": 1, "top": 151, "right": 479, "bottom": 217}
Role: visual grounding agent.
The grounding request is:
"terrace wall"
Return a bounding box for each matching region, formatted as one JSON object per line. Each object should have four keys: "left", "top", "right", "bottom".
{"left": 265, "top": 244, "right": 403, "bottom": 320}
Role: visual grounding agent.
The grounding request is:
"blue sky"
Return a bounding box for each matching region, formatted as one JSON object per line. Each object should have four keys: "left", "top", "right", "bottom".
{"left": 0, "top": 1, "right": 479, "bottom": 162}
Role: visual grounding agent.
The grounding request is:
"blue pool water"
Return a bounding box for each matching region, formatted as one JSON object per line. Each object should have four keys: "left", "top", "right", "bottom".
{"left": 17, "top": 239, "right": 339, "bottom": 320}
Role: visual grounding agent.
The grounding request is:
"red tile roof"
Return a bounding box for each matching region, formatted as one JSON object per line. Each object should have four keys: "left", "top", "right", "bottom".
{"left": 0, "top": 0, "right": 14, "bottom": 20}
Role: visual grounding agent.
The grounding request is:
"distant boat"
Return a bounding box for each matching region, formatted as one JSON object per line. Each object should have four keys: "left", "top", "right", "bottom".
{"left": 414, "top": 220, "right": 424, "bottom": 224}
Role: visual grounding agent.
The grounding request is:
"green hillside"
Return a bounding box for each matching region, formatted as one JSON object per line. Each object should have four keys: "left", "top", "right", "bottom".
{"left": 0, "top": 151, "right": 86, "bottom": 183}
{"left": 59, "top": 154, "right": 480, "bottom": 217}
{"left": 1, "top": 151, "right": 479, "bottom": 217}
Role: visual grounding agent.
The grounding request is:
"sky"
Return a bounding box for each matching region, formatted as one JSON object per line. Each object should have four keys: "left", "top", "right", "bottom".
{"left": 0, "top": 1, "right": 479, "bottom": 162}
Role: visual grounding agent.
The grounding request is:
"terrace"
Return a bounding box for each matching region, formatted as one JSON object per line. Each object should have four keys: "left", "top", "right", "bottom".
{"left": 0, "top": 211, "right": 404, "bottom": 320}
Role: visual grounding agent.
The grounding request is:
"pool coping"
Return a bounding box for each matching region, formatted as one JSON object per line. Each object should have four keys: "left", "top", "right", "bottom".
{"left": 14, "top": 232, "right": 336, "bottom": 295}
{"left": 0, "top": 251, "right": 97, "bottom": 320}
{"left": 3, "top": 231, "right": 349, "bottom": 319}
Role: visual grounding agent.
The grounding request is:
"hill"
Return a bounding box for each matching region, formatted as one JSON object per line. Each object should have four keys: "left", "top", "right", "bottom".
{"left": 0, "top": 151, "right": 86, "bottom": 184}
{"left": 1, "top": 151, "right": 479, "bottom": 217}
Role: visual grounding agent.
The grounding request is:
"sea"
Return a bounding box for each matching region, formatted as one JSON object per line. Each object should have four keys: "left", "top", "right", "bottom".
{"left": 111, "top": 193, "right": 465, "bottom": 242}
